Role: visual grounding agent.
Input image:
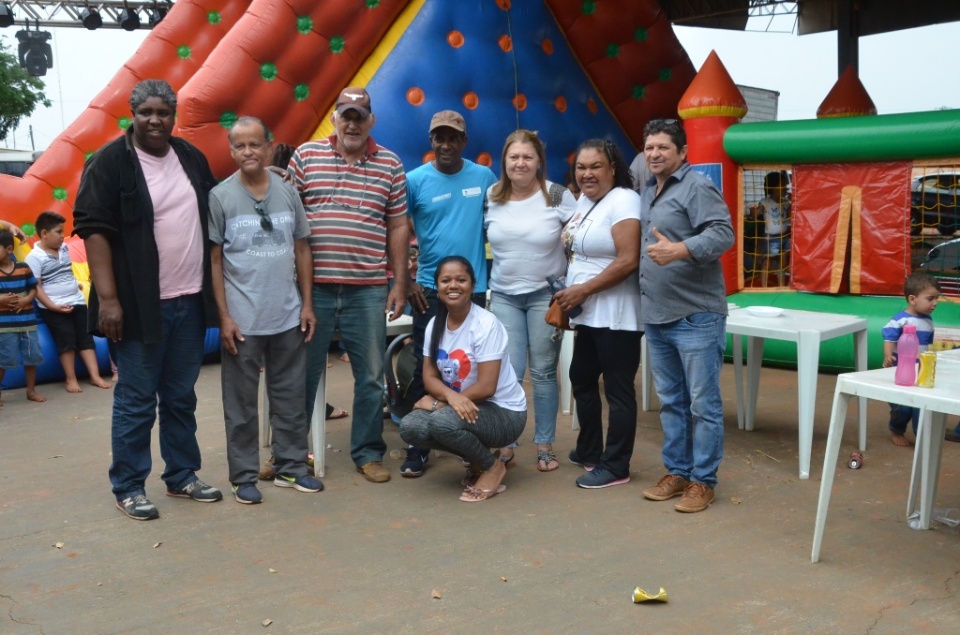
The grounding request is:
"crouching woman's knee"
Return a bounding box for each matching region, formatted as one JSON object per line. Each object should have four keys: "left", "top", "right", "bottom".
{"left": 400, "top": 409, "right": 432, "bottom": 447}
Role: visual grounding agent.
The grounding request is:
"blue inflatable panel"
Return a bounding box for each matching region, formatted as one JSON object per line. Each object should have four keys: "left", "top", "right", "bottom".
{"left": 368, "top": 0, "right": 637, "bottom": 185}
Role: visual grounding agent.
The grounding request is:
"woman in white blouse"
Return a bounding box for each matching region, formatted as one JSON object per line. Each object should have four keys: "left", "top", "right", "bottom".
{"left": 485, "top": 130, "right": 577, "bottom": 472}
{"left": 553, "top": 139, "right": 642, "bottom": 490}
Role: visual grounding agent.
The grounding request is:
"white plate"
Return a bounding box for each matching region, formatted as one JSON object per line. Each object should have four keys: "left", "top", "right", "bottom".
{"left": 746, "top": 306, "right": 784, "bottom": 318}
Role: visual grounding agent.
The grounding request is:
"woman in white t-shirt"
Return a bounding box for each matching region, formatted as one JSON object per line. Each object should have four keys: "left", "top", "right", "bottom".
{"left": 485, "top": 130, "right": 577, "bottom": 473}
{"left": 553, "top": 139, "right": 642, "bottom": 490}
{"left": 399, "top": 256, "right": 527, "bottom": 502}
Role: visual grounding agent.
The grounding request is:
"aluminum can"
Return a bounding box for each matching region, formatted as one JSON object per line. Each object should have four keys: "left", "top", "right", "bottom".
{"left": 847, "top": 450, "right": 863, "bottom": 469}
{"left": 632, "top": 587, "right": 668, "bottom": 603}
{"left": 917, "top": 351, "right": 936, "bottom": 388}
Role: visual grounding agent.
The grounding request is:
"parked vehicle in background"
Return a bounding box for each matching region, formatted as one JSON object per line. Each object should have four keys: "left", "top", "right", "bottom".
{"left": 921, "top": 236, "right": 960, "bottom": 298}
{"left": 911, "top": 173, "right": 960, "bottom": 236}
{"left": 0, "top": 149, "right": 39, "bottom": 177}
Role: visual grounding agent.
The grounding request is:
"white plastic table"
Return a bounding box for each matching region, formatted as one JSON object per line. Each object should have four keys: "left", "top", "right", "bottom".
{"left": 259, "top": 314, "right": 414, "bottom": 477}
{"left": 726, "top": 307, "right": 869, "bottom": 480}
{"left": 811, "top": 365, "right": 960, "bottom": 563}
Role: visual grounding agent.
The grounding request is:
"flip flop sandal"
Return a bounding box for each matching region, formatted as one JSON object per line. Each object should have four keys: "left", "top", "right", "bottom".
{"left": 459, "top": 484, "right": 507, "bottom": 502}
{"left": 326, "top": 408, "right": 349, "bottom": 420}
{"left": 461, "top": 468, "right": 482, "bottom": 487}
{"left": 537, "top": 449, "right": 559, "bottom": 472}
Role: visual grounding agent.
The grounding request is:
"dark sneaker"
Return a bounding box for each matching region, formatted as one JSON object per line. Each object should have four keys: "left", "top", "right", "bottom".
{"left": 675, "top": 482, "right": 715, "bottom": 513}
{"left": 116, "top": 494, "right": 159, "bottom": 521}
{"left": 357, "top": 461, "right": 391, "bottom": 483}
{"left": 274, "top": 473, "right": 324, "bottom": 493}
{"left": 642, "top": 474, "right": 691, "bottom": 501}
{"left": 576, "top": 468, "right": 630, "bottom": 489}
{"left": 166, "top": 478, "right": 223, "bottom": 502}
{"left": 567, "top": 450, "right": 596, "bottom": 472}
{"left": 401, "top": 447, "right": 430, "bottom": 477}
{"left": 233, "top": 483, "right": 262, "bottom": 504}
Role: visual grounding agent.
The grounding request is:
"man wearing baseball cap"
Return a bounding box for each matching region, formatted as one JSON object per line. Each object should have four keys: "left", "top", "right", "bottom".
{"left": 400, "top": 110, "right": 497, "bottom": 478}
{"left": 287, "top": 86, "right": 410, "bottom": 484}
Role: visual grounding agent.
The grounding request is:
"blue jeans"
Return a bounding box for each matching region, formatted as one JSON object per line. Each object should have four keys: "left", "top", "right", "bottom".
{"left": 306, "top": 284, "right": 388, "bottom": 467}
{"left": 644, "top": 312, "right": 726, "bottom": 487}
{"left": 888, "top": 403, "right": 919, "bottom": 435}
{"left": 109, "top": 293, "right": 205, "bottom": 501}
{"left": 491, "top": 288, "right": 559, "bottom": 444}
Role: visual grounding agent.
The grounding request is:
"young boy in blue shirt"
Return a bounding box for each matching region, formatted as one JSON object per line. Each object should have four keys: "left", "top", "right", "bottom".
{"left": 0, "top": 229, "right": 46, "bottom": 405}
{"left": 880, "top": 271, "right": 940, "bottom": 446}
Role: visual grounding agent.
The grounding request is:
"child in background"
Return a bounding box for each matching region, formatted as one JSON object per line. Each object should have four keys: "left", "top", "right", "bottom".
{"left": 748, "top": 171, "right": 791, "bottom": 287}
{"left": 0, "top": 229, "right": 46, "bottom": 404}
{"left": 880, "top": 271, "right": 940, "bottom": 447}
{"left": 25, "top": 212, "right": 111, "bottom": 393}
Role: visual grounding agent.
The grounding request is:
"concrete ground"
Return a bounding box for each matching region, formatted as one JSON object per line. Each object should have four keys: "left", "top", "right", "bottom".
{"left": 1, "top": 355, "right": 959, "bottom": 634}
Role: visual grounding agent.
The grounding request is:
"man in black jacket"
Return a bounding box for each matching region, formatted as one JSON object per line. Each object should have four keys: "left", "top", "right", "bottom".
{"left": 74, "top": 79, "right": 223, "bottom": 521}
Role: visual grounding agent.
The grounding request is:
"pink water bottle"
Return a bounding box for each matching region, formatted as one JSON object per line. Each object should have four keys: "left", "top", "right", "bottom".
{"left": 894, "top": 324, "right": 919, "bottom": 386}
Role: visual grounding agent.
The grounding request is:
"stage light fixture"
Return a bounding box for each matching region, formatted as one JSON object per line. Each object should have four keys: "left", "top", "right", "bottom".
{"left": 16, "top": 29, "right": 53, "bottom": 77}
{"left": 80, "top": 8, "right": 102, "bottom": 30}
{"left": 0, "top": 3, "right": 15, "bottom": 28}
{"left": 118, "top": 8, "right": 140, "bottom": 31}
{"left": 148, "top": 7, "right": 167, "bottom": 27}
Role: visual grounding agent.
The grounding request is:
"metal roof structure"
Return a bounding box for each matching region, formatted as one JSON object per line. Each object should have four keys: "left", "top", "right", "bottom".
{"left": 659, "top": 0, "right": 960, "bottom": 73}
{"left": 0, "top": 1, "right": 172, "bottom": 30}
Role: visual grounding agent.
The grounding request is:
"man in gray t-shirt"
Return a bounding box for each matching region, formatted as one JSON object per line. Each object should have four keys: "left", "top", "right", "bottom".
{"left": 209, "top": 116, "right": 321, "bottom": 504}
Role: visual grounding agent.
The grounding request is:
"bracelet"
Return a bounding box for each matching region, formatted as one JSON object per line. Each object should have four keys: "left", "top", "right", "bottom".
{"left": 431, "top": 399, "right": 439, "bottom": 411}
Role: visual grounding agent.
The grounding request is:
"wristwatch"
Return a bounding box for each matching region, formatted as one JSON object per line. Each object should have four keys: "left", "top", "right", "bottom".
{"left": 431, "top": 399, "right": 439, "bottom": 411}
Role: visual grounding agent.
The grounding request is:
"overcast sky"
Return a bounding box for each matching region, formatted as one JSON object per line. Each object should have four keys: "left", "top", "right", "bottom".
{"left": 2, "top": 16, "right": 958, "bottom": 151}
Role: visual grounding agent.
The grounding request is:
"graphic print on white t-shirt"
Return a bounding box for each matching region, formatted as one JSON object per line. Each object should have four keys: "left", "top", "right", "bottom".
{"left": 436, "top": 348, "right": 472, "bottom": 392}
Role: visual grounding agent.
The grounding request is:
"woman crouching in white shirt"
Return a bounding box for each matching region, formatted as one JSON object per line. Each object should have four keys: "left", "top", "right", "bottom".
{"left": 399, "top": 256, "right": 527, "bottom": 502}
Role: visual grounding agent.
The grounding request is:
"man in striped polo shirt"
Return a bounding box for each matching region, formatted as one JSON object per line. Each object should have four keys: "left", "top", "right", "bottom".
{"left": 288, "top": 87, "right": 410, "bottom": 484}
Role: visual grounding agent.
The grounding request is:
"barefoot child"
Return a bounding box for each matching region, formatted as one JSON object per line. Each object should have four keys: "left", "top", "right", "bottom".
{"left": 0, "top": 229, "right": 46, "bottom": 404}
{"left": 880, "top": 271, "right": 940, "bottom": 447}
{"left": 24, "top": 212, "right": 110, "bottom": 393}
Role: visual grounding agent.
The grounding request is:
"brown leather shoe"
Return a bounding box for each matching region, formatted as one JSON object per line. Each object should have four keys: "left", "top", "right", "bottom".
{"left": 357, "top": 461, "right": 391, "bottom": 483}
{"left": 674, "top": 482, "right": 715, "bottom": 513}
{"left": 642, "top": 474, "right": 690, "bottom": 501}
{"left": 258, "top": 456, "right": 275, "bottom": 481}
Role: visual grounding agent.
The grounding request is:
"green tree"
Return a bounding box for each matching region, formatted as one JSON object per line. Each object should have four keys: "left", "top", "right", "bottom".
{"left": 0, "top": 37, "right": 52, "bottom": 141}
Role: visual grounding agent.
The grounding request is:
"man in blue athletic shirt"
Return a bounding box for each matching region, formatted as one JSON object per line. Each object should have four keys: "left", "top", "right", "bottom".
{"left": 402, "top": 110, "right": 497, "bottom": 477}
